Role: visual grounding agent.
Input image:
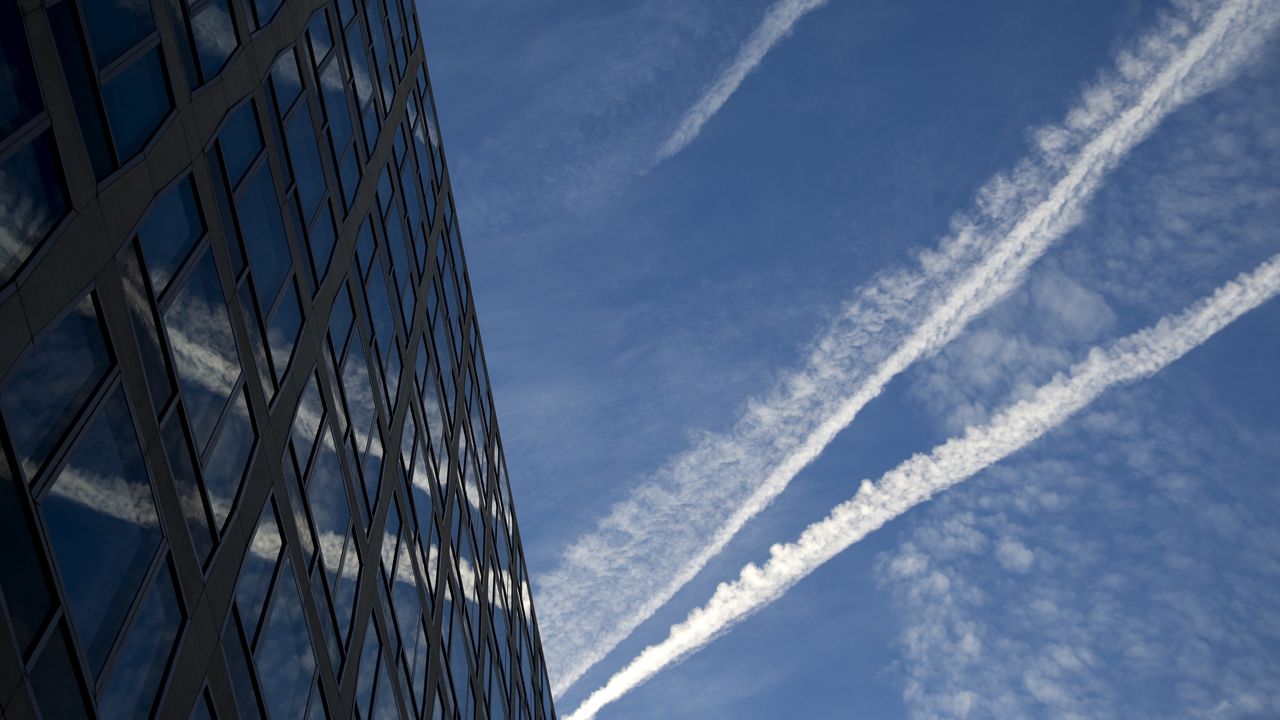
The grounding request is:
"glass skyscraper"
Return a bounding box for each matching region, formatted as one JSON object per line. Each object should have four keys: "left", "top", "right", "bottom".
{"left": 0, "top": 0, "right": 556, "bottom": 717}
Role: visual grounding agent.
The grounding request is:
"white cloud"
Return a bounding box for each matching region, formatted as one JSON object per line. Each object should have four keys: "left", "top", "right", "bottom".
{"left": 540, "top": 0, "right": 1280, "bottom": 695}
{"left": 994, "top": 539, "right": 1035, "bottom": 574}
{"left": 562, "top": 251, "right": 1280, "bottom": 720}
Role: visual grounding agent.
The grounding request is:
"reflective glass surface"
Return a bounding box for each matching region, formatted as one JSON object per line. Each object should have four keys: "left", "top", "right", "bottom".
{"left": 42, "top": 387, "right": 162, "bottom": 676}
{"left": 83, "top": 0, "right": 155, "bottom": 66}
{"left": 162, "top": 411, "right": 215, "bottom": 563}
{"left": 1, "top": 295, "right": 110, "bottom": 479}
{"left": 219, "top": 102, "right": 263, "bottom": 188}
{"left": 236, "top": 163, "right": 292, "bottom": 305}
{"left": 203, "top": 389, "right": 254, "bottom": 530}
{"left": 138, "top": 176, "right": 203, "bottom": 296}
{"left": 192, "top": 0, "right": 236, "bottom": 78}
{"left": 29, "top": 622, "right": 93, "bottom": 720}
{"left": 164, "top": 250, "right": 240, "bottom": 451}
{"left": 0, "top": 0, "right": 41, "bottom": 138}
{"left": 0, "top": 131, "right": 69, "bottom": 286}
{"left": 102, "top": 47, "right": 171, "bottom": 160}
{"left": 237, "top": 501, "right": 282, "bottom": 640}
{"left": 256, "top": 559, "right": 317, "bottom": 719}
{"left": 268, "top": 278, "right": 303, "bottom": 380}
{"left": 253, "top": 0, "right": 284, "bottom": 27}
{"left": 286, "top": 104, "right": 326, "bottom": 219}
{"left": 0, "top": 443, "right": 53, "bottom": 654}
{"left": 97, "top": 563, "right": 183, "bottom": 720}
{"left": 271, "top": 51, "right": 303, "bottom": 112}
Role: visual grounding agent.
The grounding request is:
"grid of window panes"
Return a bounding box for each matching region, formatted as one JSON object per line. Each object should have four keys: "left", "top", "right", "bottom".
{"left": 0, "top": 0, "right": 556, "bottom": 718}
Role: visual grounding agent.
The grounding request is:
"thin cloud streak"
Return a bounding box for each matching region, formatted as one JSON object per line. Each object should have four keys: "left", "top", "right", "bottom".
{"left": 566, "top": 252, "right": 1280, "bottom": 720}
{"left": 656, "top": 0, "right": 829, "bottom": 162}
{"left": 541, "top": 0, "right": 1277, "bottom": 695}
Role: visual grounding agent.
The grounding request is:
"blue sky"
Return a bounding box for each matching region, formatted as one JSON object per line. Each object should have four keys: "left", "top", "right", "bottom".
{"left": 420, "top": 0, "right": 1280, "bottom": 717}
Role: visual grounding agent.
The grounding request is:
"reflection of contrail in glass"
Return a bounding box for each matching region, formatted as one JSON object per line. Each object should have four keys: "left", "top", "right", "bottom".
{"left": 568, "top": 253, "right": 1280, "bottom": 720}
{"left": 544, "top": 0, "right": 1280, "bottom": 694}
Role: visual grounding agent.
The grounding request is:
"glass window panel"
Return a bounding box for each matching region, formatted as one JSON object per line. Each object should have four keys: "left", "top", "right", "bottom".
{"left": 267, "top": 278, "right": 303, "bottom": 380}
{"left": 307, "top": 10, "right": 332, "bottom": 66}
{"left": 339, "top": 143, "right": 360, "bottom": 211}
{"left": 191, "top": 0, "right": 236, "bottom": 79}
{"left": 255, "top": 559, "right": 317, "bottom": 719}
{"left": 308, "top": 432, "right": 351, "bottom": 570}
{"left": 121, "top": 242, "right": 174, "bottom": 413}
{"left": 219, "top": 102, "right": 262, "bottom": 189}
{"left": 327, "top": 284, "right": 354, "bottom": 361}
{"left": 354, "top": 618, "right": 380, "bottom": 718}
{"left": 372, "top": 658, "right": 397, "bottom": 720}
{"left": 291, "top": 372, "right": 324, "bottom": 470}
{"left": 236, "top": 500, "right": 281, "bottom": 641}
{"left": 202, "top": 388, "right": 254, "bottom": 530}
{"left": 341, "top": 343, "right": 377, "bottom": 453}
{"left": 30, "top": 621, "right": 93, "bottom": 719}
{"left": 189, "top": 690, "right": 215, "bottom": 720}
{"left": 364, "top": 263, "right": 394, "bottom": 358}
{"left": 161, "top": 410, "right": 214, "bottom": 564}
{"left": 102, "top": 47, "right": 171, "bottom": 160}
{"left": 138, "top": 175, "right": 203, "bottom": 296}
{"left": 0, "top": 443, "right": 54, "bottom": 655}
{"left": 165, "top": 250, "right": 239, "bottom": 452}
{"left": 83, "top": 0, "right": 155, "bottom": 66}
{"left": 319, "top": 58, "right": 352, "bottom": 150}
{"left": 2, "top": 295, "right": 110, "bottom": 479}
{"left": 252, "top": 0, "right": 283, "bottom": 28}
{"left": 42, "top": 387, "right": 162, "bottom": 676}
{"left": 0, "top": 131, "right": 69, "bottom": 286}
{"left": 333, "top": 528, "right": 360, "bottom": 640}
{"left": 97, "top": 562, "right": 182, "bottom": 720}
{"left": 285, "top": 104, "right": 326, "bottom": 220}
{"left": 306, "top": 203, "right": 336, "bottom": 284}
{"left": 283, "top": 459, "right": 316, "bottom": 565}
{"left": 0, "top": 0, "right": 41, "bottom": 138}
{"left": 223, "top": 615, "right": 264, "bottom": 720}
{"left": 236, "top": 163, "right": 291, "bottom": 305}
{"left": 270, "top": 51, "right": 302, "bottom": 114}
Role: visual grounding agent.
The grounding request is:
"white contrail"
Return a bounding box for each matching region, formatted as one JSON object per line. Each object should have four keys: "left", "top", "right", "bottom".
{"left": 540, "top": 0, "right": 1279, "bottom": 696}
{"left": 656, "top": 0, "right": 829, "bottom": 161}
{"left": 566, "top": 252, "right": 1280, "bottom": 720}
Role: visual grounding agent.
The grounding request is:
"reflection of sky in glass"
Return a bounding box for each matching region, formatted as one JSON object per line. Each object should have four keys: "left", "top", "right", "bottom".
{"left": 82, "top": 0, "right": 153, "bottom": 66}
{"left": 0, "top": 131, "right": 68, "bottom": 285}
{"left": 236, "top": 502, "right": 281, "bottom": 642}
{"left": 270, "top": 51, "right": 302, "bottom": 112}
{"left": 191, "top": 0, "right": 235, "bottom": 78}
{"left": 137, "top": 175, "right": 202, "bottom": 297}
{"left": 2, "top": 294, "right": 109, "bottom": 479}
{"left": 161, "top": 412, "right": 214, "bottom": 563}
{"left": 97, "top": 563, "right": 182, "bottom": 720}
{"left": 42, "top": 387, "right": 161, "bottom": 677}
{"left": 267, "top": 279, "right": 302, "bottom": 381}
{"left": 203, "top": 389, "right": 255, "bottom": 531}
{"left": 236, "top": 163, "right": 291, "bottom": 307}
{"left": 291, "top": 373, "right": 325, "bottom": 469}
{"left": 29, "top": 622, "right": 94, "bottom": 718}
{"left": 101, "top": 48, "right": 170, "bottom": 160}
{"left": 256, "top": 558, "right": 316, "bottom": 718}
{"left": 164, "top": 250, "right": 240, "bottom": 452}
{"left": 353, "top": 616, "right": 380, "bottom": 717}
{"left": 218, "top": 102, "right": 262, "bottom": 189}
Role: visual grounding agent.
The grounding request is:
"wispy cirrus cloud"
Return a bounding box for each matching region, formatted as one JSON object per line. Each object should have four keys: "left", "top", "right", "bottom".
{"left": 656, "top": 0, "right": 830, "bottom": 162}
{"left": 565, "top": 251, "right": 1280, "bottom": 720}
{"left": 540, "top": 0, "right": 1279, "bottom": 695}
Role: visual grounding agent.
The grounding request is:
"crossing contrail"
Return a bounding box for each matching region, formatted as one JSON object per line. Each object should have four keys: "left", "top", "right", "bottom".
{"left": 541, "top": 0, "right": 1279, "bottom": 695}
{"left": 657, "top": 0, "right": 830, "bottom": 161}
{"left": 565, "top": 251, "right": 1280, "bottom": 719}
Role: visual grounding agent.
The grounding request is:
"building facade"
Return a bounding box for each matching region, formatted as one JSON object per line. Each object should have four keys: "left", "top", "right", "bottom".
{"left": 0, "top": 0, "right": 556, "bottom": 717}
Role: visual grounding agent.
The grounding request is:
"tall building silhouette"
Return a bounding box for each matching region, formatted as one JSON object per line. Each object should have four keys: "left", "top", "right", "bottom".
{"left": 0, "top": 0, "right": 556, "bottom": 717}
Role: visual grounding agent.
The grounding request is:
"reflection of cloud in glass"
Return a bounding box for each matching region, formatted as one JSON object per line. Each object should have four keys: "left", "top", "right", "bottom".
{"left": 1, "top": 295, "right": 109, "bottom": 479}
{"left": 97, "top": 564, "right": 181, "bottom": 720}
{"left": 164, "top": 250, "right": 241, "bottom": 451}
{"left": 41, "top": 387, "right": 161, "bottom": 677}
{"left": 255, "top": 559, "right": 318, "bottom": 718}
{"left": 0, "top": 131, "right": 68, "bottom": 288}
{"left": 203, "top": 390, "right": 255, "bottom": 530}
